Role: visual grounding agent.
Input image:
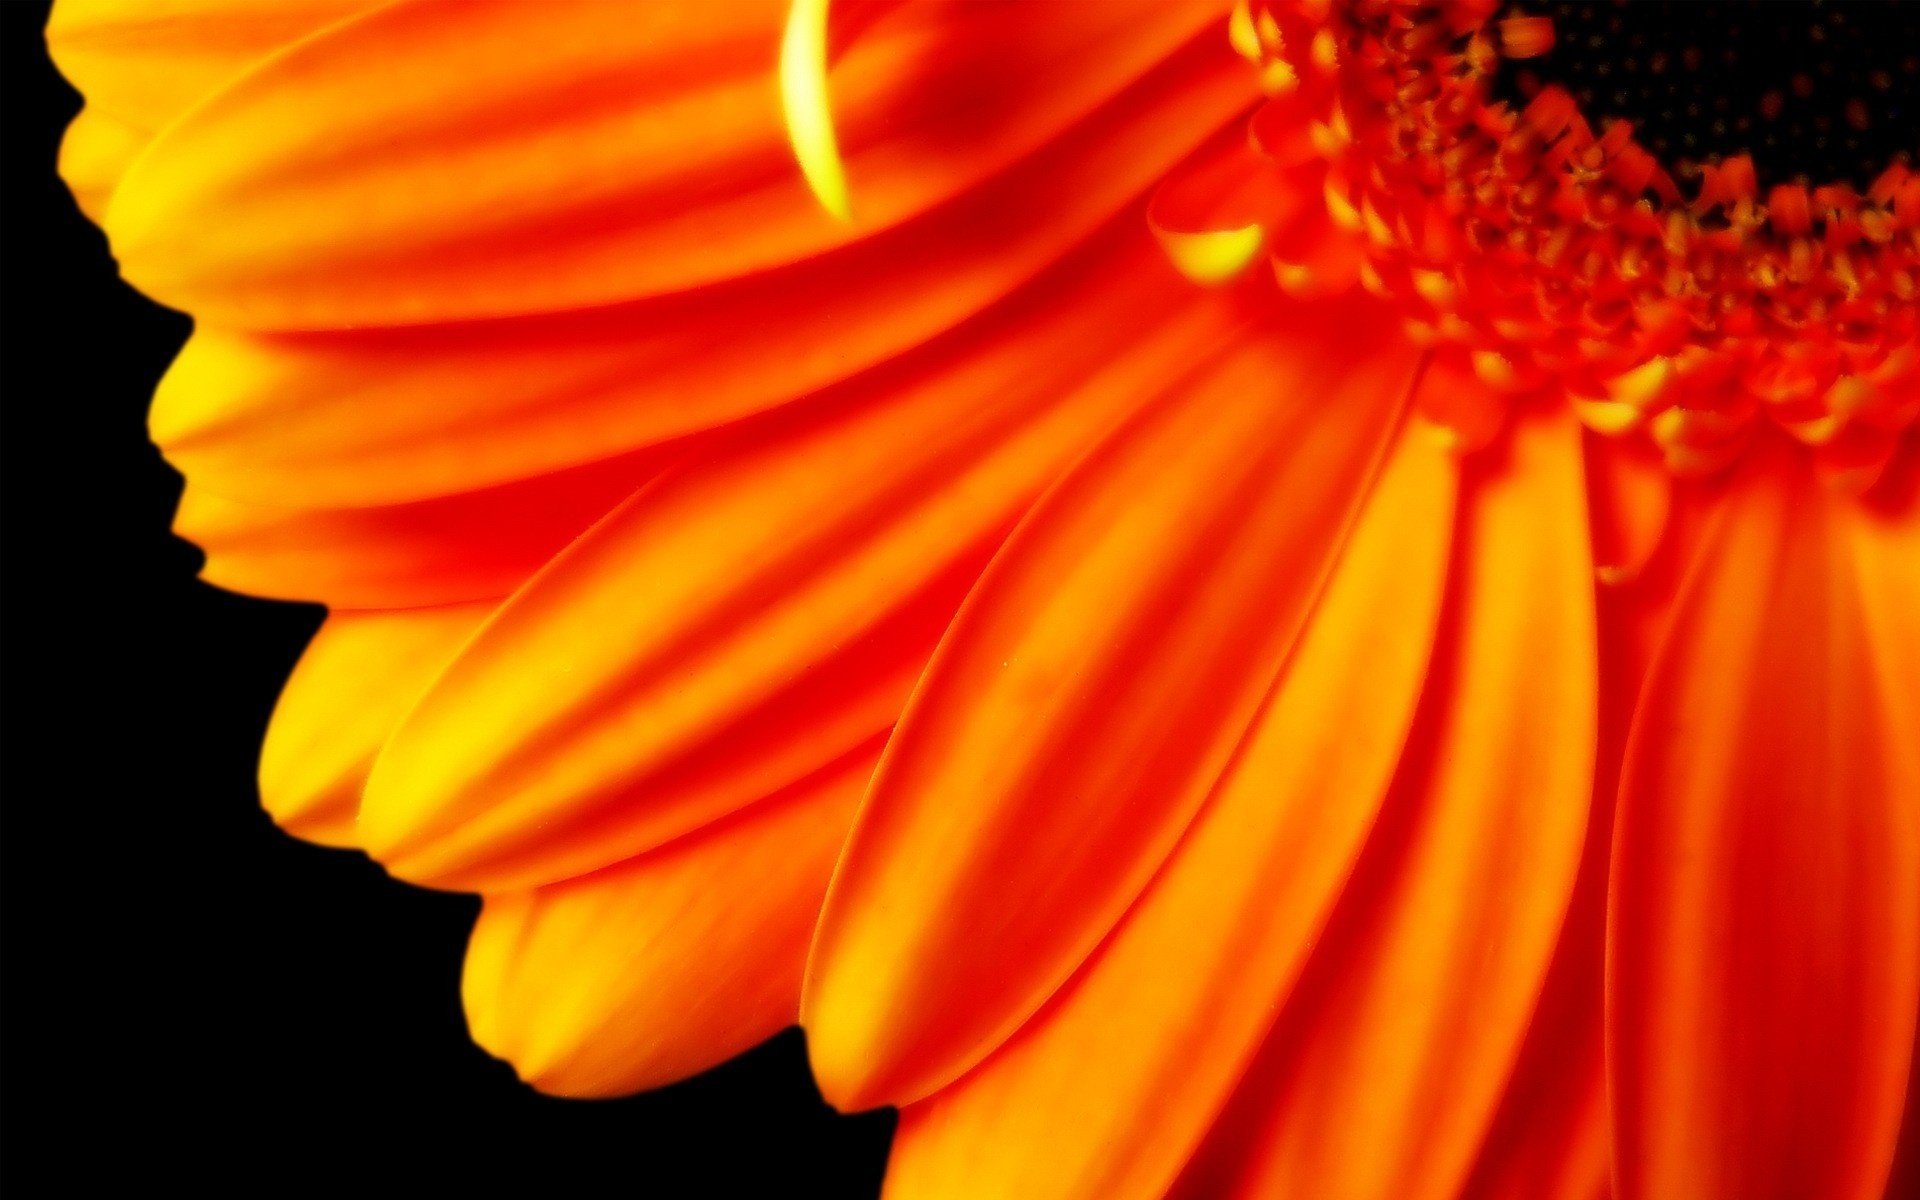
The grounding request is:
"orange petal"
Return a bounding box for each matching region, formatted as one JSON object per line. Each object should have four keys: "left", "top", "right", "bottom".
{"left": 1171, "top": 410, "right": 1598, "bottom": 1200}
{"left": 56, "top": 107, "right": 146, "bottom": 223}
{"left": 886, "top": 422, "right": 1457, "bottom": 1200}
{"left": 1414, "top": 354, "right": 1510, "bottom": 453}
{"left": 1845, "top": 458, "right": 1920, "bottom": 751}
{"left": 1586, "top": 430, "right": 1673, "bottom": 586}
{"left": 46, "top": 0, "right": 376, "bottom": 130}
{"left": 1149, "top": 127, "right": 1314, "bottom": 285}
{"left": 105, "top": 0, "right": 1237, "bottom": 327}
{"left": 359, "top": 238, "right": 1244, "bottom": 892}
{"left": 1456, "top": 931, "right": 1609, "bottom": 1200}
{"left": 803, "top": 299, "right": 1423, "bottom": 1112}
{"left": 147, "top": 41, "right": 1256, "bottom": 508}
{"left": 259, "top": 603, "right": 492, "bottom": 847}
{"left": 1609, "top": 445, "right": 1920, "bottom": 1200}
{"left": 1858, "top": 462, "right": 1920, "bottom": 1200}
{"left": 1458, "top": 569, "right": 1643, "bottom": 1200}
{"left": 176, "top": 449, "right": 669, "bottom": 608}
{"left": 463, "top": 746, "right": 871, "bottom": 1098}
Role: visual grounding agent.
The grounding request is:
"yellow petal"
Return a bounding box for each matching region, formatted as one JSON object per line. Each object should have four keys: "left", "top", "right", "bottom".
{"left": 47, "top": 0, "right": 377, "bottom": 129}
{"left": 259, "top": 603, "right": 492, "bottom": 847}
{"left": 56, "top": 106, "right": 145, "bottom": 222}
{"left": 464, "top": 748, "right": 870, "bottom": 1098}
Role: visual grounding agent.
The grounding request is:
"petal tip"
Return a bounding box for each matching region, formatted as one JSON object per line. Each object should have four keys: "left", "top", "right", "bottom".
{"left": 1152, "top": 223, "right": 1266, "bottom": 285}
{"left": 798, "top": 1017, "right": 900, "bottom": 1115}
{"left": 799, "top": 944, "right": 927, "bottom": 1113}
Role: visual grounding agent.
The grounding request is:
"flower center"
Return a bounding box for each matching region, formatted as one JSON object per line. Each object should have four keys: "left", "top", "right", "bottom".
{"left": 1494, "top": 1, "right": 1920, "bottom": 192}
{"left": 1205, "top": 0, "right": 1920, "bottom": 485}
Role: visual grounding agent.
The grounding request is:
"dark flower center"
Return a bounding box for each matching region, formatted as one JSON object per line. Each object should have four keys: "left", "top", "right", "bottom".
{"left": 1497, "top": 0, "right": 1919, "bottom": 190}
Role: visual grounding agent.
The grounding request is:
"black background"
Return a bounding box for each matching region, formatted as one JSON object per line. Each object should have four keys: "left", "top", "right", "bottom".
{"left": 1, "top": 4, "right": 891, "bottom": 1191}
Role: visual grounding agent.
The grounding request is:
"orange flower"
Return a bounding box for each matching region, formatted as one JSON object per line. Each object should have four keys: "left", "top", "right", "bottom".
{"left": 52, "top": 1, "right": 1919, "bottom": 1197}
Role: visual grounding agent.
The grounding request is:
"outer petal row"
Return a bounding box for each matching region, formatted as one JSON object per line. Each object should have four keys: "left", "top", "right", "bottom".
{"left": 885, "top": 418, "right": 1460, "bottom": 1200}
{"left": 101, "top": 0, "right": 1229, "bottom": 328}
{"left": 358, "top": 235, "right": 1249, "bottom": 893}
{"left": 804, "top": 295, "right": 1427, "bottom": 1111}
{"left": 146, "top": 22, "right": 1256, "bottom": 508}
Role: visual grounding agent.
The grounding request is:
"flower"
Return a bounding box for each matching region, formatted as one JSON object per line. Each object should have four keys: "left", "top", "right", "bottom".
{"left": 52, "top": 0, "right": 1919, "bottom": 1197}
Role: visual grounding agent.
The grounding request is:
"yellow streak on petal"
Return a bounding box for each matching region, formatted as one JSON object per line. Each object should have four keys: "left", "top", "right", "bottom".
{"left": 1781, "top": 412, "right": 1848, "bottom": 446}
{"left": 1152, "top": 224, "right": 1266, "bottom": 286}
{"left": 780, "top": 0, "right": 850, "bottom": 221}
{"left": 1228, "top": 0, "right": 1261, "bottom": 62}
{"left": 1607, "top": 355, "right": 1674, "bottom": 410}
{"left": 1571, "top": 396, "right": 1647, "bottom": 435}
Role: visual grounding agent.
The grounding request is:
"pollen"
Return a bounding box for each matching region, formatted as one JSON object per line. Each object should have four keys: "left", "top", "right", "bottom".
{"left": 1220, "top": 0, "right": 1920, "bottom": 484}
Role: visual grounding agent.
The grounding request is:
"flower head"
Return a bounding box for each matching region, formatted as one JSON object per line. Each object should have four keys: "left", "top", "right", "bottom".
{"left": 51, "top": 1, "right": 1920, "bottom": 1197}
{"left": 1177, "top": 0, "right": 1920, "bottom": 483}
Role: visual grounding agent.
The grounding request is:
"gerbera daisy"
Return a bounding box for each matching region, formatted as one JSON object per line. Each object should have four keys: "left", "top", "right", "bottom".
{"left": 52, "top": 0, "right": 1918, "bottom": 1196}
